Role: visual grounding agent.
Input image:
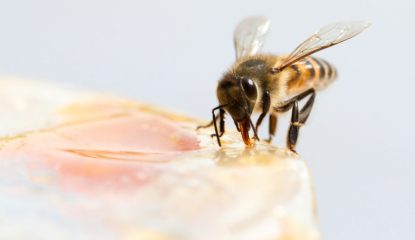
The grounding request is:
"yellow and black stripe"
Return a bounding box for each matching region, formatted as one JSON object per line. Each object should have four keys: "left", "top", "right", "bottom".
{"left": 287, "top": 56, "right": 337, "bottom": 94}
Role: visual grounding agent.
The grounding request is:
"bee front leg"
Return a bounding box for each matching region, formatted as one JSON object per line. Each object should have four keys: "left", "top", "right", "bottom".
{"left": 211, "top": 109, "right": 225, "bottom": 138}
{"left": 197, "top": 107, "right": 226, "bottom": 136}
{"left": 197, "top": 105, "right": 227, "bottom": 146}
{"left": 211, "top": 107, "right": 226, "bottom": 146}
{"left": 254, "top": 91, "right": 271, "bottom": 141}
{"left": 274, "top": 88, "right": 316, "bottom": 151}
{"left": 196, "top": 114, "right": 219, "bottom": 130}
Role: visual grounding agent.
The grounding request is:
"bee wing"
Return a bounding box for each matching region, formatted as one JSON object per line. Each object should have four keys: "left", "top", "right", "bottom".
{"left": 276, "top": 21, "right": 370, "bottom": 70}
{"left": 233, "top": 16, "right": 271, "bottom": 59}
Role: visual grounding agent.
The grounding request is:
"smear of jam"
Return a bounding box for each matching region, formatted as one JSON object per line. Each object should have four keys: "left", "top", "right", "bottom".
{"left": 0, "top": 101, "right": 200, "bottom": 193}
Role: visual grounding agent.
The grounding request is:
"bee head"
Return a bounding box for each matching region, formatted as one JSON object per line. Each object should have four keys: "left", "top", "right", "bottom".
{"left": 217, "top": 74, "right": 258, "bottom": 145}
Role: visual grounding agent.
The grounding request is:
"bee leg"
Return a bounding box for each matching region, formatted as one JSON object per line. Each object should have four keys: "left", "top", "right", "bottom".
{"left": 196, "top": 120, "right": 215, "bottom": 130}
{"left": 248, "top": 116, "right": 260, "bottom": 141}
{"left": 255, "top": 91, "right": 271, "bottom": 133}
{"left": 287, "top": 101, "right": 300, "bottom": 151}
{"left": 267, "top": 113, "right": 278, "bottom": 143}
{"left": 196, "top": 113, "right": 219, "bottom": 130}
{"left": 211, "top": 106, "right": 226, "bottom": 147}
{"left": 274, "top": 88, "right": 316, "bottom": 151}
{"left": 211, "top": 109, "right": 225, "bottom": 138}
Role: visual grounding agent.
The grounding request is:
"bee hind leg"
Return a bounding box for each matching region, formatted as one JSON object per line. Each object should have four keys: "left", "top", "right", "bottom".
{"left": 274, "top": 88, "right": 316, "bottom": 151}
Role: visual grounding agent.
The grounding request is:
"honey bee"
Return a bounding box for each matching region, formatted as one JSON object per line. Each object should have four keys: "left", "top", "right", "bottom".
{"left": 198, "top": 16, "right": 370, "bottom": 150}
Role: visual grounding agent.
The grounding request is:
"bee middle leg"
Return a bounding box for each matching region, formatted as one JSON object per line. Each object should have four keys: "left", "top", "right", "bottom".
{"left": 274, "top": 88, "right": 316, "bottom": 151}
{"left": 267, "top": 113, "right": 278, "bottom": 143}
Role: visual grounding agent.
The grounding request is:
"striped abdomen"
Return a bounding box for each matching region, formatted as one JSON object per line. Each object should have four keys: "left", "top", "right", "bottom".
{"left": 286, "top": 56, "right": 337, "bottom": 94}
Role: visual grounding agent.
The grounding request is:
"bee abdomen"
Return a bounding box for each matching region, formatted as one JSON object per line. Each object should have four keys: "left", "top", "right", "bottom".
{"left": 287, "top": 56, "right": 337, "bottom": 93}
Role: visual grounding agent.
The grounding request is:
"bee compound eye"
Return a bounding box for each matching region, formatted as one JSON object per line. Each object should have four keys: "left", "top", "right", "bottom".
{"left": 241, "top": 78, "right": 257, "bottom": 99}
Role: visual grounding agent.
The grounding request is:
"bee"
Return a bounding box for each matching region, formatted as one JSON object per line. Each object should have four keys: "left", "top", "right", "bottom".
{"left": 198, "top": 16, "right": 370, "bottom": 150}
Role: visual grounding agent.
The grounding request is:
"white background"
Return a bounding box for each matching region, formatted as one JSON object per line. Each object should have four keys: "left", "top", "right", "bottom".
{"left": 0, "top": 0, "right": 414, "bottom": 239}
